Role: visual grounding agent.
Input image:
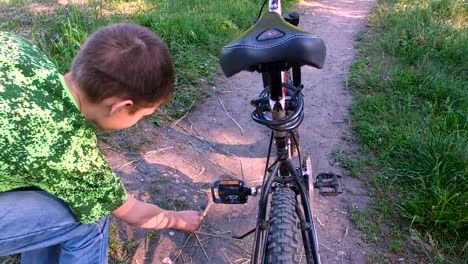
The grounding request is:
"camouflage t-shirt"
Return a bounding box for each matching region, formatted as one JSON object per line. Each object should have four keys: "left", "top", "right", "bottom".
{"left": 0, "top": 31, "right": 127, "bottom": 224}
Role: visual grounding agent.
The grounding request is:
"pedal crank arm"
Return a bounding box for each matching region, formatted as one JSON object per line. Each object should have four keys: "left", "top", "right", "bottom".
{"left": 232, "top": 227, "right": 256, "bottom": 239}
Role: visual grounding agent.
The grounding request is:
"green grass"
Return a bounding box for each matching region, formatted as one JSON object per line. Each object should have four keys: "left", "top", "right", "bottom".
{"left": 109, "top": 222, "right": 138, "bottom": 264}
{"left": 331, "top": 149, "right": 365, "bottom": 177}
{"left": 350, "top": 208, "right": 381, "bottom": 243}
{"left": 1, "top": 0, "right": 297, "bottom": 118}
{"left": 350, "top": 0, "right": 467, "bottom": 262}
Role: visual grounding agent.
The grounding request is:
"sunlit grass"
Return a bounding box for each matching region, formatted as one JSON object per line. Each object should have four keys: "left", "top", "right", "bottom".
{"left": 350, "top": 0, "right": 467, "bottom": 262}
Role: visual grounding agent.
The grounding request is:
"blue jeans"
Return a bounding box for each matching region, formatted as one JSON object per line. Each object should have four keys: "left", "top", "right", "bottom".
{"left": 0, "top": 191, "right": 109, "bottom": 264}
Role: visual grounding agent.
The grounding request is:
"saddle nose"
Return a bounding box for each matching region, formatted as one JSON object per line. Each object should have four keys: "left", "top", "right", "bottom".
{"left": 219, "top": 12, "right": 326, "bottom": 77}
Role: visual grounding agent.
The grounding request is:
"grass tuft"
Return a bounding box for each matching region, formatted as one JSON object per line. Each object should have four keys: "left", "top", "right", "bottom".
{"left": 350, "top": 0, "right": 467, "bottom": 261}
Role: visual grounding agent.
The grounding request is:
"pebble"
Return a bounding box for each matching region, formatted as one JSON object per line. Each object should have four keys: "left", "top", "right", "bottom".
{"left": 162, "top": 257, "right": 173, "bottom": 264}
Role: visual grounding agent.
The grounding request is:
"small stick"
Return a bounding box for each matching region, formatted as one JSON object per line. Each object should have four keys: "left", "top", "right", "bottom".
{"left": 171, "top": 100, "right": 195, "bottom": 128}
{"left": 201, "top": 191, "right": 213, "bottom": 219}
{"left": 323, "top": 229, "right": 358, "bottom": 257}
{"left": 188, "top": 141, "right": 236, "bottom": 179}
{"left": 319, "top": 243, "right": 334, "bottom": 252}
{"left": 315, "top": 215, "right": 325, "bottom": 227}
{"left": 221, "top": 248, "right": 233, "bottom": 264}
{"left": 176, "top": 124, "right": 236, "bottom": 157}
{"left": 218, "top": 96, "right": 245, "bottom": 134}
{"left": 194, "top": 233, "right": 212, "bottom": 264}
{"left": 145, "top": 147, "right": 174, "bottom": 157}
{"left": 115, "top": 160, "right": 137, "bottom": 170}
{"left": 114, "top": 147, "right": 174, "bottom": 170}
{"left": 299, "top": 247, "right": 304, "bottom": 264}
{"left": 341, "top": 225, "right": 349, "bottom": 259}
{"left": 198, "top": 167, "right": 206, "bottom": 176}
{"left": 173, "top": 234, "right": 193, "bottom": 263}
{"left": 194, "top": 231, "right": 239, "bottom": 240}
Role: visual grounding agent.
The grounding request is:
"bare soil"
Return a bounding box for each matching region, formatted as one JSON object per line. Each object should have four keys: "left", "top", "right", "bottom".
{"left": 102, "top": 0, "right": 381, "bottom": 263}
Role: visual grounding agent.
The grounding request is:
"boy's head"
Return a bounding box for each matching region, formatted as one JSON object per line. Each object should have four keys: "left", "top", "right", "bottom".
{"left": 71, "top": 23, "right": 174, "bottom": 130}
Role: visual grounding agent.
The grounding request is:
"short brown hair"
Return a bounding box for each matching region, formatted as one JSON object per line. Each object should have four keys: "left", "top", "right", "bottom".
{"left": 71, "top": 23, "right": 174, "bottom": 111}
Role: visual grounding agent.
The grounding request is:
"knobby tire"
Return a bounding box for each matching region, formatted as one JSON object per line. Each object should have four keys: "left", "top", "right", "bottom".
{"left": 265, "top": 187, "right": 301, "bottom": 264}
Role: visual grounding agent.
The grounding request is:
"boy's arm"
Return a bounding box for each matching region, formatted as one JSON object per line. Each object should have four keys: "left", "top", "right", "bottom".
{"left": 112, "top": 194, "right": 202, "bottom": 233}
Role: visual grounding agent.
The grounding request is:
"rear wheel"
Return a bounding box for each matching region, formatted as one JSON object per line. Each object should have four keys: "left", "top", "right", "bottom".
{"left": 265, "top": 187, "right": 301, "bottom": 263}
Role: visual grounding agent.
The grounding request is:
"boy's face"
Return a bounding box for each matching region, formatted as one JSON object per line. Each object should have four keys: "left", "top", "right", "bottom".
{"left": 94, "top": 103, "right": 159, "bottom": 131}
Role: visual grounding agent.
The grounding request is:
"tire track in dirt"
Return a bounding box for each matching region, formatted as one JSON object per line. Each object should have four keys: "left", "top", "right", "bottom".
{"left": 103, "top": 0, "right": 378, "bottom": 263}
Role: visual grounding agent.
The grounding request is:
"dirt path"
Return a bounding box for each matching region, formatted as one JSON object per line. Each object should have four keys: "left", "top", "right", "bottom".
{"left": 103, "top": 0, "right": 378, "bottom": 263}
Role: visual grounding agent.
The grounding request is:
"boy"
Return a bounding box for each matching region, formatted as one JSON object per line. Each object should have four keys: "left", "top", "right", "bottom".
{"left": 0, "top": 23, "right": 202, "bottom": 263}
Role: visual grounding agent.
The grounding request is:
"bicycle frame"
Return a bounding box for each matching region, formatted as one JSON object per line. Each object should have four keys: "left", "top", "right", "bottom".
{"left": 269, "top": 0, "right": 281, "bottom": 14}
{"left": 250, "top": 67, "right": 321, "bottom": 263}
{"left": 213, "top": 1, "right": 329, "bottom": 263}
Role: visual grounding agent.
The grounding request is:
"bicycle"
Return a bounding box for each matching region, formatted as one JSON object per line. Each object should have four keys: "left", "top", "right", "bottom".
{"left": 211, "top": 0, "right": 343, "bottom": 263}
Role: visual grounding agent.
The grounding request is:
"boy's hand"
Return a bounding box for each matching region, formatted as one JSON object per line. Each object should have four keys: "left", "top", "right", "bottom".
{"left": 173, "top": 210, "right": 202, "bottom": 233}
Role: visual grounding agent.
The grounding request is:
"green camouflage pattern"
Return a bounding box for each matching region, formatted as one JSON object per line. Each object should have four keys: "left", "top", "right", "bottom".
{"left": 0, "top": 31, "right": 127, "bottom": 224}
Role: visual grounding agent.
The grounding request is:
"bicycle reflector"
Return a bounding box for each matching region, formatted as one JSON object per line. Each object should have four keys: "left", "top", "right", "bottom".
{"left": 211, "top": 180, "right": 257, "bottom": 204}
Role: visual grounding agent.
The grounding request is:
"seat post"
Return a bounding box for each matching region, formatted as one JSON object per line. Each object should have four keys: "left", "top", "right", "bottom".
{"left": 267, "top": 70, "right": 288, "bottom": 160}
{"left": 269, "top": 70, "right": 283, "bottom": 102}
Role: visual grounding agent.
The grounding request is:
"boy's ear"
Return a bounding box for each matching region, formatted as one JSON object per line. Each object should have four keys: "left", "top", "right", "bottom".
{"left": 110, "top": 99, "right": 134, "bottom": 115}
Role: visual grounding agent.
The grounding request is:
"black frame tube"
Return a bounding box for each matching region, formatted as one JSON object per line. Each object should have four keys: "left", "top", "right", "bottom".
{"left": 287, "top": 160, "right": 321, "bottom": 263}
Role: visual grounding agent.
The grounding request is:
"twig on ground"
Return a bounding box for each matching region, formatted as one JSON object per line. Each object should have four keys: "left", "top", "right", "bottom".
{"left": 221, "top": 248, "right": 233, "bottom": 264}
{"left": 234, "top": 258, "right": 250, "bottom": 263}
{"left": 173, "top": 234, "right": 193, "bottom": 263}
{"left": 188, "top": 141, "right": 237, "bottom": 179}
{"left": 343, "top": 225, "right": 349, "bottom": 240}
{"left": 319, "top": 243, "right": 335, "bottom": 252}
{"left": 194, "top": 231, "right": 239, "bottom": 240}
{"left": 187, "top": 116, "right": 194, "bottom": 131}
{"left": 194, "top": 233, "right": 212, "bottom": 264}
{"left": 299, "top": 247, "right": 304, "bottom": 264}
{"left": 198, "top": 167, "right": 206, "bottom": 176}
{"left": 218, "top": 95, "right": 245, "bottom": 134}
{"left": 171, "top": 100, "right": 195, "bottom": 128}
{"left": 340, "top": 225, "right": 349, "bottom": 259}
{"left": 323, "top": 229, "right": 358, "bottom": 257}
{"left": 176, "top": 124, "right": 235, "bottom": 157}
{"left": 315, "top": 215, "right": 325, "bottom": 227}
{"left": 114, "top": 147, "right": 174, "bottom": 170}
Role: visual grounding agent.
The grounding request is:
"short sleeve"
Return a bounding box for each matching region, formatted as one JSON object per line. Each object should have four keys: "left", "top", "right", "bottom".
{"left": 42, "top": 127, "right": 128, "bottom": 223}
{"left": 0, "top": 31, "right": 127, "bottom": 223}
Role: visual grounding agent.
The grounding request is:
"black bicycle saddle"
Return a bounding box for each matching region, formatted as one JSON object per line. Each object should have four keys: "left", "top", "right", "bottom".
{"left": 219, "top": 12, "right": 326, "bottom": 77}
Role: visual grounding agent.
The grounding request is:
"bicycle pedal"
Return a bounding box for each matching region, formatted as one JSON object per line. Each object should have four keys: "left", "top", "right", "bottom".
{"left": 211, "top": 180, "right": 258, "bottom": 204}
{"left": 313, "top": 173, "right": 343, "bottom": 196}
